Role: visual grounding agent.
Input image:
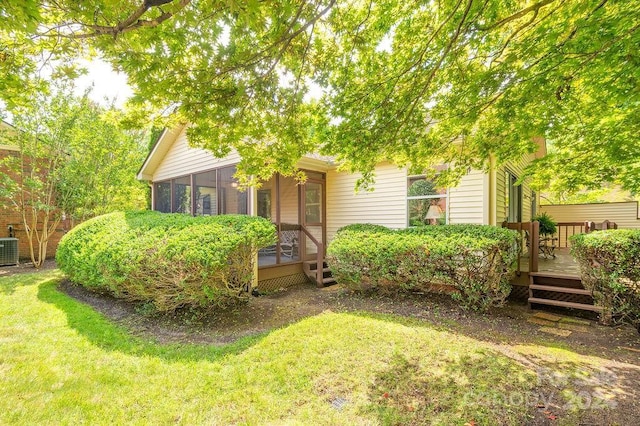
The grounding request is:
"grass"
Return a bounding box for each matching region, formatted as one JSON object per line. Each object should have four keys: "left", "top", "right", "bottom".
{"left": 0, "top": 270, "right": 628, "bottom": 425}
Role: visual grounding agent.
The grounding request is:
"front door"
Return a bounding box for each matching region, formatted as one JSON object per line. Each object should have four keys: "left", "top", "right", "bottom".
{"left": 301, "top": 177, "right": 325, "bottom": 259}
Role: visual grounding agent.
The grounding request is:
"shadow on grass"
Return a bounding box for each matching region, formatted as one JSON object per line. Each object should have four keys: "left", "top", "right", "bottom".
{"left": 348, "top": 310, "right": 640, "bottom": 424}
{"left": 364, "top": 352, "right": 533, "bottom": 425}
{"left": 0, "top": 269, "right": 63, "bottom": 295}
{"left": 37, "top": 277, "right": 268, "bottom": 364}
{"left": 505, "top": 348, "right": 640, "bottom": 425}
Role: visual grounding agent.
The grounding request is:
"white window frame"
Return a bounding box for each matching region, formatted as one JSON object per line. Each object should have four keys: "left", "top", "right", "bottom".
{"left": 406, "top": 174, "right": 449, "bottom": 227}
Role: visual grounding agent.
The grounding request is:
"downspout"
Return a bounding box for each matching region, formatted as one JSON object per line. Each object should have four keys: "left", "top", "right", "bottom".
{"left": 489, "top": 155, "right": 497, "bottom": 226}
{"left": 250, "top": 178, "right": 259, "bottom": 290}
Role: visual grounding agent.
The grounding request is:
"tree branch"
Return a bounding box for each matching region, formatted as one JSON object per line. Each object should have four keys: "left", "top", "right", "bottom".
{"left": 477, "top": 0, "right": 557, "bottom": 31}
{"left": 39, "top": 0, "right": 192, "bottom": 39}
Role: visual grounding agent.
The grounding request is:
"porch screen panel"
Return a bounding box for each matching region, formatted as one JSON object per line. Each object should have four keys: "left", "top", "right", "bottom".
{"left": 279, "top": 175, "right": 300, "bottom": 225}
{"left": 172, "top": 176, "right": 192, "bottom": 214}
{"left": 218, "top": 165, "right": 248, "bottom": 214}
{"left": 279, "top": 175, "right": 301, "bottom": 262}
{"left": 154, "top": 181, "right": 171, "bottom": 213}
{"left": 194, "top": 170, "right": 217, "bottom": 216}
{"left": 257, "top": 176, "right": 277, "bottom": 266}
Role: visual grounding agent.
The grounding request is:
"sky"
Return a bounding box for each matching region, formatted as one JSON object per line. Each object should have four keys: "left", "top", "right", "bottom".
{"left": 75, "top": 58, "right": 133, "bottom": 108}
{"left": 0, "top": 58, "right": 132, "bottom": 123}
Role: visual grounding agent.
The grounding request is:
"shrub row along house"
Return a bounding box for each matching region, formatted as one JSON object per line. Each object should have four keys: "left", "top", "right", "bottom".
{"left": 137, "top": 124, "right": 546, "bottom": 291}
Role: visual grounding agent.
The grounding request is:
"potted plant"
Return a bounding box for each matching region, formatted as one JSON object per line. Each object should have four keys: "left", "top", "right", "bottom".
{"left": 533, "top": 212, "right": 557, "bottom": 236}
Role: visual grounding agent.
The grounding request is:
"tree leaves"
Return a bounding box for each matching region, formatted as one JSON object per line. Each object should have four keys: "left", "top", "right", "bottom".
{"left": 1, "top": 0, "right": 639, "bottom": 193}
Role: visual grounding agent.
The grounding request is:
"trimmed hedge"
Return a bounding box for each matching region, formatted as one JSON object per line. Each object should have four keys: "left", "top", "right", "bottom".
{"left": 327, "top": 224, "right": 519, "bottom": 311}
{"left": 571, "top": 230, "right": 640, "bottom": 331}
{"left": 56, "top": 211, "right": 276, "bottom": 312}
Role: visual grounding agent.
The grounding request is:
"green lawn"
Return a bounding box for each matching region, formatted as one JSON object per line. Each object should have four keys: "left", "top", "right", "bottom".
{"left": 0, "top": 270, "right": 625, "bottom": 425}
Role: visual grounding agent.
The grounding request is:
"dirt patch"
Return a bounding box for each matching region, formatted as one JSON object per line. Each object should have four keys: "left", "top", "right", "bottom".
{"left": 0, "top": 259, "right": 57, "bottom": 277}
{"left": 57, "top": 280, "right": 640, "bottom": 425}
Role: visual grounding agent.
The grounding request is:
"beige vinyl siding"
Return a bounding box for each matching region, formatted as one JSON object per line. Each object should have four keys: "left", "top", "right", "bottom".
{"left": 326, "top": 163, "right": 407, "bottom": 242}
{"left": 152, "top": 128, "right": 241, "bottom": 182}
{"left": 496, "top": 154, "right": 535, "bottom": 223}
{"left": 540, "top": 202, "right": 640, "bottom": 229}
{"left": 448, "top": 169, "right": 486, "bottom": 224}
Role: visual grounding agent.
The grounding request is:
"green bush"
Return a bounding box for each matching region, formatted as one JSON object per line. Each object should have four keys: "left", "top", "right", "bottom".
{"left": 336, "top": 223, "right": 392, "bottom": 235}
{"left": 56, "top": 211, "right": 276, "bottom": 312}
{"left": 327, "top": 224, "right": 519, "bottom": 311}
{"left": 571, "top": 230, "right": 640, "bottom": 331}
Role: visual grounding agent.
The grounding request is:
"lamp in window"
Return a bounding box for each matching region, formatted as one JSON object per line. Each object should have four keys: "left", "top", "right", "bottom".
{"left": 424, "top": 202, "right": 443, "bottom": 225}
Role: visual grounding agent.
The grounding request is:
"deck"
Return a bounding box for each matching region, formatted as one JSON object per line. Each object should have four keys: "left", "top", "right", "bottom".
{"left": 517, "top": 248, "right": 580, "bottom": 276}
{"left": 504, "top": 220, "right": 618, "bottom": 317}
{"left": 509, "top": 247, "right": 588, "bottom": 306}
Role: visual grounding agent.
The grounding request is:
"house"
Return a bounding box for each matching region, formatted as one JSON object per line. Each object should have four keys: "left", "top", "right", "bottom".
{"left": 0, "top": 120, "right": 67, "bottom": 261}
{"left": 137, "top": 125, "right": 545, "bottom": 290}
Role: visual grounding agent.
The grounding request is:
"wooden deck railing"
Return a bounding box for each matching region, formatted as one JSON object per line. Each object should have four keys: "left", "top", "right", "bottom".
{"left": 554, "top": 222, "right": 586, "bottom": 248}
{"left": 585, "top": 219, "right": 618, "bottom": 232}
{"left": 553, "top": 220, "right": 618, "bottom": 247}
{"left": 503, "top": 219, "right": 618, "bottom": 276}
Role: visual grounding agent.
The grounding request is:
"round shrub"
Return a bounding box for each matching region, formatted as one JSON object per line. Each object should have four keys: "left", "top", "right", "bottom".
{"left": 56, "top": 211, "right": 276, "bottom": 312}
{"left": 327, "top": 224, "right": 519, "bottom": 311}
{"left": 571, "top": 230, "right": 640, "bottom": 331}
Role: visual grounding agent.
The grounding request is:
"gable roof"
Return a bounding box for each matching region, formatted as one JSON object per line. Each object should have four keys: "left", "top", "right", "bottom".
{"left": 137, "top": 124, "right": 186, "bottom": 180}
{"left": 137, "top": 124, "right": 336, "bottom": 181}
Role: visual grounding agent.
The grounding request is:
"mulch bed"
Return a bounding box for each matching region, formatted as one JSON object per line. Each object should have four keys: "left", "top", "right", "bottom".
{"left": 0, "top": 259, "right": 58, "bottom": 277}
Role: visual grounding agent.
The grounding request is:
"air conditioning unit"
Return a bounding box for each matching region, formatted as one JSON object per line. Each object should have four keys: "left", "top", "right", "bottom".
{"left": 0, "top": 238, "right": 19, "bottom": 266}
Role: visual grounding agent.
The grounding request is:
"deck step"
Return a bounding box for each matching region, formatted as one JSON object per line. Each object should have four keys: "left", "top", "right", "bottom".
{"left": 529, "top": 284, "right": 593, "bottom": 296}
{"left": 528, "top": 273, "right": 603, "bottom": 314}
{"left": 529, "top": 271, "right": 581, "bottom": 280}
{"left": 528, "top": 297, "right": 603, "bottom": 313}
{"left": 303, "top": 260, "right": 328, "bottom": 270}
{"left": 303, "top": 259, "right": 335, "bottom": 287}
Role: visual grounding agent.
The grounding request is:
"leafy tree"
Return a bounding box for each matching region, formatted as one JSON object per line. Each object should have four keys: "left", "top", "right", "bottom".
{"left": 1, "top": 1, "right": 639, "bottom": 192}
{"left": 0, "top": 88, "right": 79, "bottom": 267}
{"left": 0, "top": 85, "right": 148, "bottom": 267}
{"left": 540, "top": 183, "right": 639, "bottom": 205}
{"left": 56, "top": 100, "right": 149, "bottom": 221}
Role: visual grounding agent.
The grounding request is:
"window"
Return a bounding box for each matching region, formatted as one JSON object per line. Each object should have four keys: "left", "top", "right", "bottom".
{"left": 152, "top": 165, "right": 248, "bottom": 216}
{"left": 506, "top": 171, "right": 522, "bottom": 222}
{"left": 407, "top": 176, "right": 447, "bottom": 226}
{"left": 531, "top": 190, "right": 537, "bottom": 219}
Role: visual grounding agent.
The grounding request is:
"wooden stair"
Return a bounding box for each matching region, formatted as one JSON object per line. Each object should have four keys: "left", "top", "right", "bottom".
{"left": 303, "top": 260, "right": 336, "bottom": 287}
{"left": 528, "top": 272, "right": 602, "bottom": 313}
